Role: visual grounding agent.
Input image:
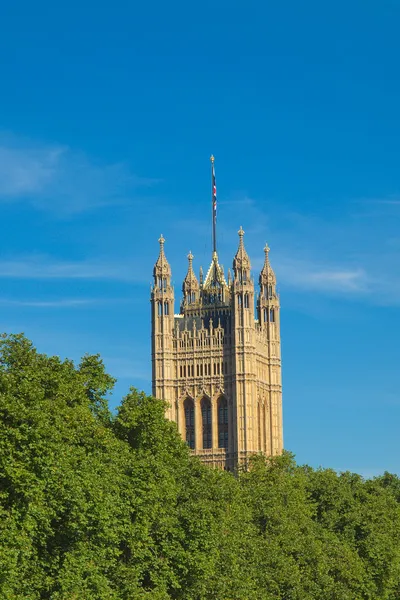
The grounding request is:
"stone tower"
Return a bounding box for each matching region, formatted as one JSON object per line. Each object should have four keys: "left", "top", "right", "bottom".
{"left": 151, "top": 159, "right": 283, "bottom": 470}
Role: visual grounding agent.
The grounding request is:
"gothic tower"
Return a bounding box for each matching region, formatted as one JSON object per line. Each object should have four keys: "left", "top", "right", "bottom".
{"left": 151, "top": 158, "right": 283, "bottom": 470}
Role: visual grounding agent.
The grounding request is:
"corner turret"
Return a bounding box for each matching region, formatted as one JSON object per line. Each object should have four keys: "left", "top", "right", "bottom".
{"left": 233, "top": 226, "right": 251, "bottom": 284}
{"left": 257, "top": 242, "right": 279, "bottom": 329}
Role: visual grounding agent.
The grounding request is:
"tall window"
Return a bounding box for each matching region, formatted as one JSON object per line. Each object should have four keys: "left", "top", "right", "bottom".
{"left": 201, "top": 398, "right": 212, "bottom": 449}
{"left": 262, "top": 404, "right": 266, "bottom": 452}
{"left": 218, "top": 397, "right": 228, "bottom": 449}
{"left": 184, "top": 398, "right": 195, "bottom": 449}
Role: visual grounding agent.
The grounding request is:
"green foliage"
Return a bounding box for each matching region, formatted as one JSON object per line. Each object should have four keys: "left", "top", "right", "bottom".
{"left": 1, "top": 334, "right": 400, "bottom": 599}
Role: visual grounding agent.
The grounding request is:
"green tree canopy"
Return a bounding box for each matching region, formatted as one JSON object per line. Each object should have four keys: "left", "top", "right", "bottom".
{"left": 1, "top": 334, "right": 399, "bottom": 599}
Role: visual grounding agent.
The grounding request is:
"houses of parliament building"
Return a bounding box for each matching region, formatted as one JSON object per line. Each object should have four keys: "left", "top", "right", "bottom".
{"left": 151, "top": 158, "right": 283, "bottom": 471}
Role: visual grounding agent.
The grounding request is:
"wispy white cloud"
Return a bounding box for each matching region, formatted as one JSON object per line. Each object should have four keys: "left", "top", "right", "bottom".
{"left": 376, "top": 200, "right": 400, "bottom": 205}
{"left": 274, "top": 258, "right": 368, "bottom": 294}
{"left": 0, "top": 255, "right": 140, "bottom": 281}
{"left": 0, "top": 132, "right": 156, "bottom": 214}
{"left": 0, "top": 143, "right": 62, "bottom": 195}
{"left": 0, "top": 298, "right": 93, "bottom": 308}
{"left": 264, "top": 253, "right": 400, "bottom": 306}
{"left": 0, "top": 298, "right": 128, "bottom": 308}
{"left": 359, "top": 196, "right": 400, "bottom": 206}
{"left": 242, "top": 194, "right": 400, "bottom": 306}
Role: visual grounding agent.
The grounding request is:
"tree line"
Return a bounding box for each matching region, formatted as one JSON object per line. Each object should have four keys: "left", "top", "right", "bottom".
{"left": 1, "top": 334, "right": 400, "bottom": 599}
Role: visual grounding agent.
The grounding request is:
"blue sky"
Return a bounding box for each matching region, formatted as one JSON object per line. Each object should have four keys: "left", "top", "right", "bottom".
{"left": 0, "top": 0, "right": 399, "bottom": 476}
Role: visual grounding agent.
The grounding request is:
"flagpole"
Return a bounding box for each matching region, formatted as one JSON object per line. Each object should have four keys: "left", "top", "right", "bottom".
{"left": 210, "top": 155, "right": 216, "bottom": 255}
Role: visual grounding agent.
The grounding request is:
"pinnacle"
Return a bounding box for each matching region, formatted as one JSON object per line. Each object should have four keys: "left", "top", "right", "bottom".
{"left": 233, "top": 224, "right": 250, "bottom": 269}
{"left": 153, "top": 234, "right": 171, "bottom": 277}
{"left": 183, "top": 250, "right": 199, "bottom": 292}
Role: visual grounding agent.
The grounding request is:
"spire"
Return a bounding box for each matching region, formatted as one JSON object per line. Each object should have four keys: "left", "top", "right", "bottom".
{"left": 153, "top": 234, "right": 171, "bottom": 281}
{"left": 187, "top": 251, "right": 194, "bottom": 272}
{"left": 233, "top": 226, "right": 251, "bottom": 273}
{"left": 182, "top": 251, "right": 199, "bottom": 294}
{"left": 259, "top": 242, "right": 276, "bottom": 285}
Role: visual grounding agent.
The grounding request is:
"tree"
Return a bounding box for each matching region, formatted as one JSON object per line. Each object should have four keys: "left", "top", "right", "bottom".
{"left": 1, "top": 334, "right": 400, "bottom": 599}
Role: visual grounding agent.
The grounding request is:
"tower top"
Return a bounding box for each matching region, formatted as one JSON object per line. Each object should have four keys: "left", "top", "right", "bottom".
{"left": 153, "top": 233, "right": 171, "bottom": 278}
{"left": 182, "top": 251, "right": 199, "bottom": 293}
{"left": 233, "top": 225, "right": 251, "bottom": 272}
{"left": 260, "top": 241, "right": 276, "bottom": 284}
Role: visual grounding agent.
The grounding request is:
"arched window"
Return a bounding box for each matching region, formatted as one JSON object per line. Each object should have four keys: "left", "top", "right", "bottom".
{"left": 184, "top": 398, "right": 195, "bottom": 449}
{"left": 237, "top": 294, "right": 242, "bottom": 308}
{"left": 158, "top": 301, "right": 162, "bottom": 316}
{"left": 263, "top": 308, "right": 267, "bottom": 322}
{"left": 269, "top": 308, "right": 275, "bottom": 323}
{"left": 268, "top": 284, "right": 273, "bottom": 299}
{"left": 262, "top": 404, "right": 266, "bottom": 452}
{"left": 164, "top": 301, "right": 169, "bottom": 315}
{"left": 201, "top": 397, "right": 212, "bottom": 449}
{"left": 244, "top": 293, "right": 249, "bottom": 308}
{"left": 218, "top": 397, "right": 228, "bottom": 449}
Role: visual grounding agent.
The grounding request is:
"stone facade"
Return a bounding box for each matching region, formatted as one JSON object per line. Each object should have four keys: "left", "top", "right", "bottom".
{"left": 151, "top": 227, "right": 283, "bottom": 471}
